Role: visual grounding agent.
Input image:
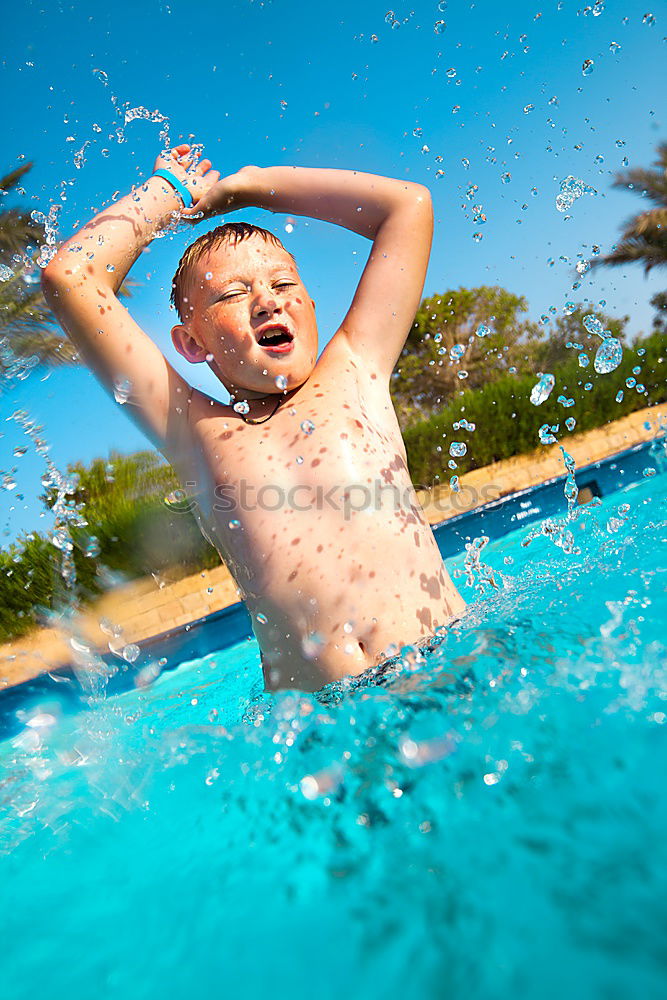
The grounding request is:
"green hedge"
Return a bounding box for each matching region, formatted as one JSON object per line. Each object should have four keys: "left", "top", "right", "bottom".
{"left": 0, "top": 532, "right": 101, "bottom": 642}
{"left": 404, "top": 332, "right": 667, "bottom": 485}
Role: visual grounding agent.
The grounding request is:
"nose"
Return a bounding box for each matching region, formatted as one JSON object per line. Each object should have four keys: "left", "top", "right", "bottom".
{"left": 252, "top": 289, "right": 281, "bottom": 319}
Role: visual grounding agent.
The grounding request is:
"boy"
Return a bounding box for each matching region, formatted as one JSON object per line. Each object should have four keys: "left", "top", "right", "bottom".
{"left": 42, "top": 144, "right": 466, "bottom": 692}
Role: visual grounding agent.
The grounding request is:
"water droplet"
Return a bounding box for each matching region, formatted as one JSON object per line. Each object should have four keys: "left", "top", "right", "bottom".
{"left": 205, "top": 271, "right": 213, "bottom": 280}
{"left": 301, "top": 632, "right": 325, "bottom": 659}
{"left": 450, "top": 344, "right": 466, "bottom": 362}
{"left": 450, "top": 475, "right": 460, "bottom": 492}
{"left": 530, "top": 373, "right": 555, "bottom": 405}
{"left": 642, "top": 13, "right": 655, "bottom": 26}
{"left": 256, "top": 612, "right": 268, "bottom": 624}
{"left": 582, "top": 313, "right": 605, "bottom": 337}
{"left": 594, "top": 337, "right": 623, "bottom": 374}
{"left": 472, "top": 232, "right": 483, "bottom": 242}
{"left": 233, "top": 400, "right": 250, "bottom": 415}
{"left": 434, "top": 19, "right": 446, "bottom": 33}
{"left": 275, "top": 375, "right": 288, "bottom": 390}
{"left": 13, "top": 446, "right": 28, "bottom": 458}
{"left": 412, "top": 127, "right": 423, "bottom": 138}
{"left": 163, "top": 488, "right": 189, "bottom": 510}
{"left": 578, "top": 352, "right": 590, "bottom": 368}
{"left": 523, "top": 104, "right": 535, "bottom": 114}
{"left": 122, "top": 643, "right": 140, "bottom": 663}
{"left": 449, "top": 441, "right": 467, "bottom": 457}
{"left": 300, "top": 419, "right": 315, "bottom": 435}
{"left": 85, "top": 536, "right": 100, "bottom": 557}
{"left": 615, "top": 390, "right": 624, "bottom": 403}
{"left": 582, "top": 58, "right": 594, "bottom": 76}
{"left": 555, "top": 175, "right": 596, "bottom": 213}
{"left": 609, "top": 40, "right": 621, "bottom": 53}
{"left": 106, "top": 263, "right": 115, "bottom": 272}
{"left": 295, "top": 455, "right": 304, "bottom": 465}
{"left": 0, "top": 263, "right": 14, "bottom": 281}
{"left": 565, "top": 417, "right": 577, "bottom": 431}
{"left": 501, "top": 172, "right": 511, "bottom": 183}
{"left": 113, "top": 376, "right": 132, "bottom": 404}
{"left": 476, "top": 323, "right": 491, "bottom": 338}
{"left": 229, "top": 518, "right": 241, "bottom": 529}
{"left": 539, "top": 423, "right": 559, "bottom": 445}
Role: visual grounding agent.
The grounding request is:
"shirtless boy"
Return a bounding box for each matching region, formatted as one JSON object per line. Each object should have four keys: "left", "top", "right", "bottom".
{"left": 42, "top": 144, "right": 466, "bottom": 692}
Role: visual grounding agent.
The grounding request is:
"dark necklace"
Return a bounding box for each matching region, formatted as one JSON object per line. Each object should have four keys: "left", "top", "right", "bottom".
{"left": 235, "top": 394, "right": 285, "bottom": 425}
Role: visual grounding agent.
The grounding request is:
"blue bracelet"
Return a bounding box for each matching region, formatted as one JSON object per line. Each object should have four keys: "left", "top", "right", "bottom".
{"left": 153, "top": 168, "right": 193, "bottom": 208}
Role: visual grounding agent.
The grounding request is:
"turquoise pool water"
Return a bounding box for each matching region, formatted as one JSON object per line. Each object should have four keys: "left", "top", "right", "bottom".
{"left": 2, "top": 468, "right": 667, "bottom": 999}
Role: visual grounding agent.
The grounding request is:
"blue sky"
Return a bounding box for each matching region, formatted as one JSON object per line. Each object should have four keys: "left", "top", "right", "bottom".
{"left": 2, "top": 0, "right": 665, "bottom": 545}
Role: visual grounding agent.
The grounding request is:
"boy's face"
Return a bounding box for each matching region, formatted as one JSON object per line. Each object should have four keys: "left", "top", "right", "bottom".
{"left": 172, "top": 235, "right": 318, "bottom": 398}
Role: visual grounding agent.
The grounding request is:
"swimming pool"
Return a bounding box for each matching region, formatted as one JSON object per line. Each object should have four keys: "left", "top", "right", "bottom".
{"left": 2, "top": 461, "right": 667, "bottom": 999}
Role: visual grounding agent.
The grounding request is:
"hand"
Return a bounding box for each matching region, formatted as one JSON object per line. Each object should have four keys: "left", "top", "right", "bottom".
{"left": 151, "top": 144, "right": 220, "bottom": 217}
{"left": 179, "top": 165, "right": 259, "bottom": 221}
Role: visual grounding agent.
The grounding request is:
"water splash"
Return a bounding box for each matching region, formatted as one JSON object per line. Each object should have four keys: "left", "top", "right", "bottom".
{"left": 462, "top": 535, "right": 501, "bottom": 592}
{"left": 555, "top": 175, "right": 596, "bottom": 214}
{"left": 8, "top": 409, "right": 89, "bottom": 590}
{"left": 530, "top": 373, "right": 555, "bottom": 405}
{"left": 113, "top": 377, "right": 132, "bottom": 404}
{"left": 32, "top": 203, "right": 61, "bottom": 269}
{"left": 594, "top": 338, "right": 623, "bottom": 374}
{"left": 539, "top": 424, "right": 559, "bottom": 445}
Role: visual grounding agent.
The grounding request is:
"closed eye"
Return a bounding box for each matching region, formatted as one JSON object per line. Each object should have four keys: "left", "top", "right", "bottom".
{"left": 274, "top": 281, "right": 297, "bottom": 291}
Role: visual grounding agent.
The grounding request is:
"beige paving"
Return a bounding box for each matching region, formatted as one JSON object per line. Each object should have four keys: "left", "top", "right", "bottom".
{"left": 1, "top": 404, "right": 664, "bottom": 690}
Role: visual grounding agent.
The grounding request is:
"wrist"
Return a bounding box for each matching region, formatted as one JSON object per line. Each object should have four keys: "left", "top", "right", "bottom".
{"left": 234, "top": 165, "right": 264, "bottom": 207}
{"left": 142, "top": 173, "right": 185, "bottom": 218}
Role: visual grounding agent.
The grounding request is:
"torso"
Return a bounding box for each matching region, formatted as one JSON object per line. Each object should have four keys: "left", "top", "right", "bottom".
{"left": 170, "top": 333, "right": 465, "bottom": 690}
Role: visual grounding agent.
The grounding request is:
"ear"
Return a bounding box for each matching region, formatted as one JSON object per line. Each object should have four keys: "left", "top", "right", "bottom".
{"left": 171, "top": 324, "right": 208, "bottom": 364}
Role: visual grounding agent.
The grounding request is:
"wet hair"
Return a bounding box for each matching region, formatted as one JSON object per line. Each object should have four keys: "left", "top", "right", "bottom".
{"left": 170, "top": 222, "right": 296, "bottom": 322}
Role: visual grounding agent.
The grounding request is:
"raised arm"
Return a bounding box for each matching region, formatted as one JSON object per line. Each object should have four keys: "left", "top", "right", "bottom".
{"left": 183, "top": 165, "right": 434, "bottom": 380}
{"left": 40, "top": 146, "right": 220, "bottom": 450}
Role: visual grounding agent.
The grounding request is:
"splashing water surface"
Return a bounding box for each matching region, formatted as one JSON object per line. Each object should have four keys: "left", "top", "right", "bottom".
{"left": 1, "top": 468, "right": 667, "bottom": 999}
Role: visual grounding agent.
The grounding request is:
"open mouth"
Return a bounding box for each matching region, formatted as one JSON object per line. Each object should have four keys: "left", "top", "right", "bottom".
{"left": 256, "top": 325, "right": 294, "bottom": 353}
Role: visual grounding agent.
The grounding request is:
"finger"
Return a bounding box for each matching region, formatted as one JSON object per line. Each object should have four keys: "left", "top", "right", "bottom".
{"left": 171, "top": 147, "right": 194, "bottom": 165}
{"left": 196, "top": 158, "right": 212, "bottom": 174}
{"left": 181, "top": 194, "right": 209, "bottom": 217}
{"left": 172, "top": 143, "right": 191, "bottom": 154}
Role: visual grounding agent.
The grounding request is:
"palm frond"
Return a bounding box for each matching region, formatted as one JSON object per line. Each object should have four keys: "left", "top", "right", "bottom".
{"left": 0, "top": 162, "right": 34, "bottom": 194}
{"left": 593, "top": 235, "right": 667, "bottom": 274}
{"left": 0, "top": 208, "right": 44, "bottom": 259}
{"left": 621, "top": 208, "right": 667, "bottom": 239}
